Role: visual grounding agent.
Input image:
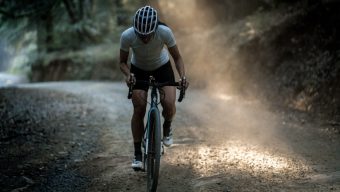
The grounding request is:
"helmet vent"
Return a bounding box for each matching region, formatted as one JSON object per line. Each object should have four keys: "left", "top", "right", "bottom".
{"left": 134, "top": 6, "right": 158, "bottom": 35}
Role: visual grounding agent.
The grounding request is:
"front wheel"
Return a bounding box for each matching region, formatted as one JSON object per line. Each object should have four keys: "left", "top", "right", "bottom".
{"left": 146, "top": 110, "right": 161, "bottom": 192}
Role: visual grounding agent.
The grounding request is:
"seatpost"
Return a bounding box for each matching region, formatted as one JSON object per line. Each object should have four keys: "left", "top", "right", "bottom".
{"left": 149, "top": 76, "right": 155, "bottom": 83}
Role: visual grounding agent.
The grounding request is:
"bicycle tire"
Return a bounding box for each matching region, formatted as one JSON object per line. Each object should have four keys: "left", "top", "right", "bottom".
{"left": 146, "top": 109, "right": 161, "bottom": 192}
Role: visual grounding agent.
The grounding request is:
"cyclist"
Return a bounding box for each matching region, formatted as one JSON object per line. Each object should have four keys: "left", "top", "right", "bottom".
{"left": 119, "top": 5, "right": 188, "bottom": 169}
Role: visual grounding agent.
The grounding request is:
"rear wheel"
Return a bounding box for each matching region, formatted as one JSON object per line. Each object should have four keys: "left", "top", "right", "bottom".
{"left": 146, "top": 110, "right": 161, "bottom": 192}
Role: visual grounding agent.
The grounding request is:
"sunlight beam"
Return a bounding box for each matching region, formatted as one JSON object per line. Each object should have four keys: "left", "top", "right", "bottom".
{"left": 166, "top": 140, "right": 310, "bottom": 178}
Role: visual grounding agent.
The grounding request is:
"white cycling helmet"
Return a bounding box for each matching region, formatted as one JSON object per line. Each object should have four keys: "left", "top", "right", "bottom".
{"left": 133, "top": 6, "right": 158, "bottom": 36}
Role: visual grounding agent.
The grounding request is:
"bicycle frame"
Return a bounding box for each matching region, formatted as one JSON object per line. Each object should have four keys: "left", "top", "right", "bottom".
{"left": 143, "top": 79, "right": 163, "bottom": 192}
{"left": 144, "top": 85, "right": 160, "bottom": 157}
{"left": 127, "top": 76, "right": 185, "bottom": 192}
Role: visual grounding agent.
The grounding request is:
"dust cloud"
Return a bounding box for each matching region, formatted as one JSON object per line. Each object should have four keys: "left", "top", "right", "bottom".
{"left": 157, "top": 0, "right": 310, "bottom": 178}
{"left": 158, "top": 0, "right": 277, "bottom": 140}
{"left": 158, "top": 0, "right": 232, "bottom": 87}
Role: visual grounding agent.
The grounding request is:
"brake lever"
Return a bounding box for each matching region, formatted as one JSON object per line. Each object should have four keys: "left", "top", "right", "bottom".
{"left": 178, "top": 86, "right": 185, "bottom": 102}
{"left": 128, "top": 85, "right": 133, "bottom": 99}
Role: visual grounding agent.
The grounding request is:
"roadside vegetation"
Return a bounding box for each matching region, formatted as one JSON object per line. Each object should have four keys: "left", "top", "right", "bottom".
{"left": 0, "top": 0, "right": 339, "bottom": 122}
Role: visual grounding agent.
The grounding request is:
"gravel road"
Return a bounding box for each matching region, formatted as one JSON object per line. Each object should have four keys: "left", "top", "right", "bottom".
{"left": 0, "top": 81, "right": 339, "bottom": 192}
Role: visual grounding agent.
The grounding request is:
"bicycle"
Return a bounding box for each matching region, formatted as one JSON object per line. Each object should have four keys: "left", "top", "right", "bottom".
{"left": 128, "top": 76, "right": 185, "bottom": 192}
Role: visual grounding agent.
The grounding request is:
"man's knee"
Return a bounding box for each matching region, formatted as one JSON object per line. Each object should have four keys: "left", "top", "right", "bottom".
{"left": 132, "top": 90, "right": 147, "bottom": 117}
{"left": 133, "top": 99, "right": 147, "bottom": 118}
{"left": 133, "top": 104, "right": 146, "bottom": 117}
{"left": 162, "top": 101, "right": 176, "bottom": 119}
{"left": 162, "top": 97, "right": 175, "bottom": 109}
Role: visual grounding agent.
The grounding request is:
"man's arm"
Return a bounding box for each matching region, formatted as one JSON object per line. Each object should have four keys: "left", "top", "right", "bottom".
{"left": 119, "top": 49, "right": 132, "bottom": 85}
{"left": 168, "top": 45, "right": 185, "bottom": 79}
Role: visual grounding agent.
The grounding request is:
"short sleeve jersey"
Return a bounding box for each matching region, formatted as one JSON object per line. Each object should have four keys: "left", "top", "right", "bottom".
{"left": 120, "top": 25, "right": 176, "bottom": 71}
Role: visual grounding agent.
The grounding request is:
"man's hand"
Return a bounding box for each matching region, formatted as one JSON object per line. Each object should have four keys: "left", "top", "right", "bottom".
{"left": 179, "top": 76, "right": 189, "bottom": 90}
{"left": 126, "top": 73, "right": 136, "bottom": 87}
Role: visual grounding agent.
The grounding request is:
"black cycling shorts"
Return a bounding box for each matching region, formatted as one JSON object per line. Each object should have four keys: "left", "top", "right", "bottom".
{"left": 130, "top": 61, "right": 175, "bottom": 91}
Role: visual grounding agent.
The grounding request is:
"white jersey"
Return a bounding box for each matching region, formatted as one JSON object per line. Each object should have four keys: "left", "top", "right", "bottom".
{"left": 120, "top": 25, "right": 176, "bottom": 71}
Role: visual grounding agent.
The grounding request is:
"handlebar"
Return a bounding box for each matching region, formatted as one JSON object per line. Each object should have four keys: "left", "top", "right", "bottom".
{"left": 128, "top": 80, "right": 186, "bottom": 102}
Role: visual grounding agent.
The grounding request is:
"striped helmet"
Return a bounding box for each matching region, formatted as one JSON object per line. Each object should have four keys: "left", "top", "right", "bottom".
{"left": 133, "top": 6, "right": 158, "bottom": 35}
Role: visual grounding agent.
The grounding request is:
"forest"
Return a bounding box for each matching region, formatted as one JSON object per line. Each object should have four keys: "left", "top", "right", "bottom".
{"left": 0, "top": 0, "right": 339, "bottom": 191}
{"left": 1, "top": 0, "right": 339, "bottom": 119}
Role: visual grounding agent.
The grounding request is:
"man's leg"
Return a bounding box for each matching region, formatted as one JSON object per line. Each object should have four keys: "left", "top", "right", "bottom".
{"left": 131, "top": 90, "right": 147, "bottom": 169}
{"left": 160, "top": 86, "right": 176, "bottom": 147}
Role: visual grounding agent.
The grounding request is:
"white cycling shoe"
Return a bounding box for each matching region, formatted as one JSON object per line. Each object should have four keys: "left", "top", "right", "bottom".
{"left": 163, "top": 135, "right": 173, "bottom": 147}
{"left": 132, "top": 154, "right": 143, "bottom": 170}
{"left": 163, "top": 120, "right": 173, "bottom": 147}
{"left": 132, "top": 159, "right": 143, "bottom": 170}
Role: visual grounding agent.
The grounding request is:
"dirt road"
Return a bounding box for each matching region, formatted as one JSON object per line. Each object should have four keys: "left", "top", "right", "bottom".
{"left": 1, "top": 82, "right": 339, "bottom": 192}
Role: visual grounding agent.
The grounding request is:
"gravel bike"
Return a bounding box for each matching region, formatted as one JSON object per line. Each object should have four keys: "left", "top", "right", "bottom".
{"left": 128, "top": 76, "right": 185, "bottom": 192}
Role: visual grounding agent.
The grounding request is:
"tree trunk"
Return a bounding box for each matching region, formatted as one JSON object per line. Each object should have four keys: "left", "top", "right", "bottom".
{"left": 45, "top": 12, "right": 54, "bottom": 52}
{"left": 37, "top": 11, "right": 54, "bottom": 53}
{"left": 78, "top": 0, "right": 84, "bottom": 20}
{"left": 62, "top": 0, "right": 78, "bottom": 24}
{"left": 84, "top": 0, "right": 94, "bottom": 19}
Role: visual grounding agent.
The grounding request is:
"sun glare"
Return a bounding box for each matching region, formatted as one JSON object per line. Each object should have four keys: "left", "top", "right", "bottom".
{"left": 166, "top": 140, "right": 310, "bottom": 178}
{"left": 216, "top": 93, "right": 233, "bottom": 101}
{"left": 197, "top": 143, "right": 289, "bottom": 172}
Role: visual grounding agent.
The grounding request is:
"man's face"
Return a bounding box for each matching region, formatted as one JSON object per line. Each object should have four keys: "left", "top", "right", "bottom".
{"left": 137, "top": 32, "right": 154, "bottom": 44}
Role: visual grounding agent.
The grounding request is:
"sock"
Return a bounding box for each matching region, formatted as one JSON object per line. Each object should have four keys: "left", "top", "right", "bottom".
{"left": 134, "top": 142, "right": 142, "bottom": 156}
{"left": 163, "top": 120, "right": 172, "bottom": 137}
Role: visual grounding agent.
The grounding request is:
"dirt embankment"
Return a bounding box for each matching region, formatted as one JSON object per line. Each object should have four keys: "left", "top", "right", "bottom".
{"left": 232, "top": 2, "right": 340, "bottom": 119}
{"left": 173, "top": 1, "right": 340, "bottom": 121}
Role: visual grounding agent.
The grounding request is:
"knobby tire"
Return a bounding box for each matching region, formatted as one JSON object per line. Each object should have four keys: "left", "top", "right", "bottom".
{"left": 146, "top": 110, "right": 161, "bottom": 192}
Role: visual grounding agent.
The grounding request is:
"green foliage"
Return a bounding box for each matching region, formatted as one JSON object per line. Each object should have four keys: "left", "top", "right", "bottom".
{"left": 30, "top": 43, "right": 120, "bottom": 80}
{"left": 0, "top": 0, "right": 58, "bottom": 18}
{"left": 0, "top": 0, "right": 142, "bottom": 77}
